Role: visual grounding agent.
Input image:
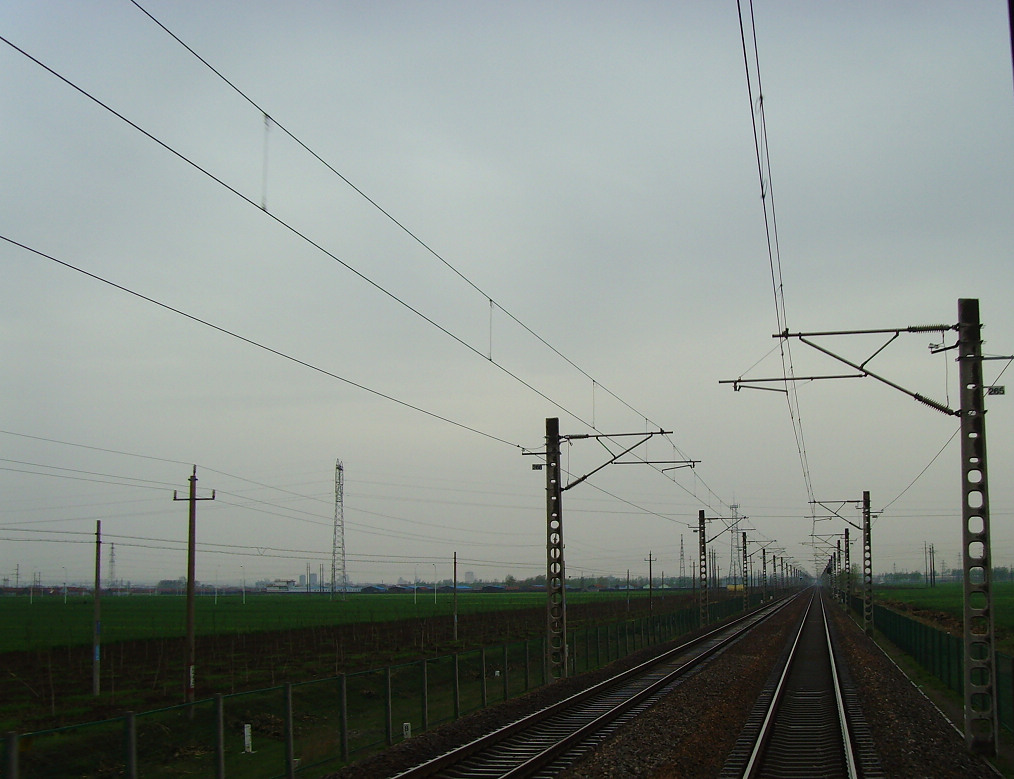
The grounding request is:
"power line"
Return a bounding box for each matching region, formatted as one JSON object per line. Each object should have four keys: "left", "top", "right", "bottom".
{"left": 3, "top": 235, "right": 719, "bottom": 529}
{"left": 2, "top": 27, "right": 732, "bottom": 523}
{"left": 0, "top": 33, "right": 590, "bottom": 431}
{"left": 2, "top": 233, "right": 519, "bottom": 448}
{"left": 736, "top": 0, "right": 815, "bottom": 504}
{"left": 879, "top": 426, "right": 960, "bottom": 513}
{"left": 128, "top": 0, "right": 685, "bottom": 448}
{"left": 120, "top": 6, "right": 735, "bottom": 513}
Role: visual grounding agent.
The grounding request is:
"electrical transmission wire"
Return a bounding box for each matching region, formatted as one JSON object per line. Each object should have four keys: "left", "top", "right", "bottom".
{"left": 1, "top": 234, "right": 520, "bottom": 449}
{"left": 127, "top": 0, "right": 681, "bottom": 444}
{"left": 736, "top": 0, "right": 816, "bottom": 505}
{"left": 2, "top": 25, "right": 734, "bottom": 525}
{"left": 123, "top": 4, "right": 737, "bottom": 514}
{"left": 879, "top": 427, "right": 960, "bottom": 513}
{"left": 0, "top": 33, "right": 589, "bottom": 432}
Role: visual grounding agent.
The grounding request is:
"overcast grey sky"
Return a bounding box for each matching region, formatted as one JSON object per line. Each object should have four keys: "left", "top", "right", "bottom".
{"left": 2, "top": 1, "right": 1012, "bottom": 588}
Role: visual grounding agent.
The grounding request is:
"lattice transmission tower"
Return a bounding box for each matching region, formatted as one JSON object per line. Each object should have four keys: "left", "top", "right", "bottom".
{"left": 331, "top": 460, "right": 347, "bottom": 600}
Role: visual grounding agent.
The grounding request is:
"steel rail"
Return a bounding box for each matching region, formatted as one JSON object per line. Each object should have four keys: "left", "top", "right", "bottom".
{"left": 736, "top": 590, "right": 862, "bottom": 779}
{"left": 394, "top": 596, "right": 797, "bottom": 779}
{"left": 824, "top": 594, "right": 860, "bottom": 779}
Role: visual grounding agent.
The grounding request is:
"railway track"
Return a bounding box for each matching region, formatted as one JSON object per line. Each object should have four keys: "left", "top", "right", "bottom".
{"left": 720, "top": 589, "right": 883, "bottom": 778}
{"left": 392, "top": 597, "right": 796, "bottom": 778}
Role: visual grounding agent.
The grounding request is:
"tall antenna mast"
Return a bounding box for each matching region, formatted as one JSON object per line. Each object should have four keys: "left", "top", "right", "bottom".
{"left": 331, "top": 460, "right": 347, "bottom": 601}
{"left": 109, "top": 542, "right": 116, "bottom": 590}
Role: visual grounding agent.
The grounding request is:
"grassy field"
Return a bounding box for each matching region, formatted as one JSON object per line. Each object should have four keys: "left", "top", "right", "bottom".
{"left": 875, "top": 581, "right": 1014, "bottom": 652}
{"left": 0, "top": 590, "right": 651, "bottom": 653}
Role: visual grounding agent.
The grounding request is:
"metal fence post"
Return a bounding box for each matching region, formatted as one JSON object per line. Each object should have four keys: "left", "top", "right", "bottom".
{"left": 524, "top": 640, "right": 531, "bottom": 691}
{"left": 124, "top": 712, "right": 137, "bottom": 779}
{"left": 385, "top": 667, "right": 393, "bottom": 746}
{"left": 284, "top": 683, "right": 295, "bottom": 779}
{"left": 215, "top": 693, "right": 225, "bottom": 779}
{"left": 339, "top": 674, "right": 349, "bottom": 763}
{"left": 453, "top": 654, "right": 461, "bottom": 720}
{"left": 421, "top": 659, "right": 429, "bottom": 733}
{"left": 480, "top": 648, "right": 488, "bottom": 708}
{"left": 502, "top": 644, "right": 509, "bottom": 701}
{"left": 4, "top": 732, "right": 17, "bottom": 779}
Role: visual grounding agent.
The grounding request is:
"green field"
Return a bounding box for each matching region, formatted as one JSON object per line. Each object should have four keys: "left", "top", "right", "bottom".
{"left": 875, "top": 581, "right": 1014, "bottom": 652}
{"left": 0, "top": 590, "right": 650, "bottom": 653}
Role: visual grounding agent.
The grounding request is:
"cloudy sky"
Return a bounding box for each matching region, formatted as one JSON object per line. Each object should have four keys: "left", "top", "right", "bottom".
{"left": 2, "top": 1, "right": 1012, "bottom": 590}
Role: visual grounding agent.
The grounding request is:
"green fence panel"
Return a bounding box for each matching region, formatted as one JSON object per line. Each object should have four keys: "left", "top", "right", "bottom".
{"left": 134, "top": 698, "right": 219, "bottom": 778}
{"left": 872, "top": 604, "right": 1014, "bottom": 735}
{"left": 504, "top": 641, "right": 527, "bottom": 700}
{"left": 424, "top": 654, "right": 456, "bottom": 729}
{"left": 14, "top": 715, "right": 127, "bottom": 779}
{"left": 386, "top": 661, "right": 424, "bottom": 747}
{"left": 8, "top": 600, "right": 723, "bottom": 778}
{"left": 290, "top": 675, "right": 349, "bottom": 778}
{"left": 343, "top": 668, "right": 388, "bottom": 760}
{"left": 219, "top": 685, "right": 288, "bottom": 778}
{"left": 456, "top": 649, "right": 484, "bottom": 717}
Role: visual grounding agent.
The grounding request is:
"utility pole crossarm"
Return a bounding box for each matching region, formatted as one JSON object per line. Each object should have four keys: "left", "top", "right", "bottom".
{"left": 537, "top": 418, "right": 688, "bottom": 682}
{"left": 719, "top": 374, "right": 863, "bottom": 392}
{"left": 791, "top": 333, "right": 958, "bottom": 415}
{"left": 776, "top": 325, "right": 955, "bottom": 337}
{"left": 722, "top": 323, "right": 959, "bottom": 415}
{"left": 810, "top": 499, "right": 863, "bottom": 531}
{"left": 561, "top": 429, "right": 674, "bottom": 491}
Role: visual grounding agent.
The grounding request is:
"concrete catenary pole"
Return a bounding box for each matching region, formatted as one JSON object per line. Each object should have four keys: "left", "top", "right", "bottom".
{"left": 545, "top": 418, "right": 567, "bottom": 680}
{"left": 698, "top": 511, "right": 708, "bottom": 627}
{"left": 957, "top": 298, "right": 998, "bottom": 756}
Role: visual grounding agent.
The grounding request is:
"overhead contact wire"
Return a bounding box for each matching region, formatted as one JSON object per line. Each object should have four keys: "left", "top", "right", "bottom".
{"left": 128, "top": 1, "right": 689, "bottom": 448}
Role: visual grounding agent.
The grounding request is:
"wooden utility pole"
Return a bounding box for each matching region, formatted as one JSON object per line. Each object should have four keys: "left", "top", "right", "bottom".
{"left": 644, "top": 552, "right": 656, "bottom": 616}
{"left": 174, "top": 466, "right": 215, "bottom": 704}
{"left": 92, "top": 520, "right": 101, "bottom": 697}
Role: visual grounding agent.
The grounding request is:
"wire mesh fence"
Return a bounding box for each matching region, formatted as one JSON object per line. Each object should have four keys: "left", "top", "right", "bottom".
{"left": 870, "top": 602, "right": 1013, "bottom": 734}
{"left": 4, "top": 593, "right": 775, "bottom": 778}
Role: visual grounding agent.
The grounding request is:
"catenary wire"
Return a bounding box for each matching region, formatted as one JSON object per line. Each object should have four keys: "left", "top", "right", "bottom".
{"left": 0, "top": 33, "right": 593, "bottom": 433}
{"left": 736, "top": 1, "right": 816, "bottom": 509}
{"left": 2, "top": 234, "right": 520, "bottom": 448}
{"left": 116, "top": 8, "right": 735, "bottom": 513}
{"left": 2, "top": 30, "right": 745, "bottom": 542}
{"left": 1, "top": 30, "right": 737, "bottom": 521}
{"left": 128, "top": 0, "right": 685, "bottom": 449}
